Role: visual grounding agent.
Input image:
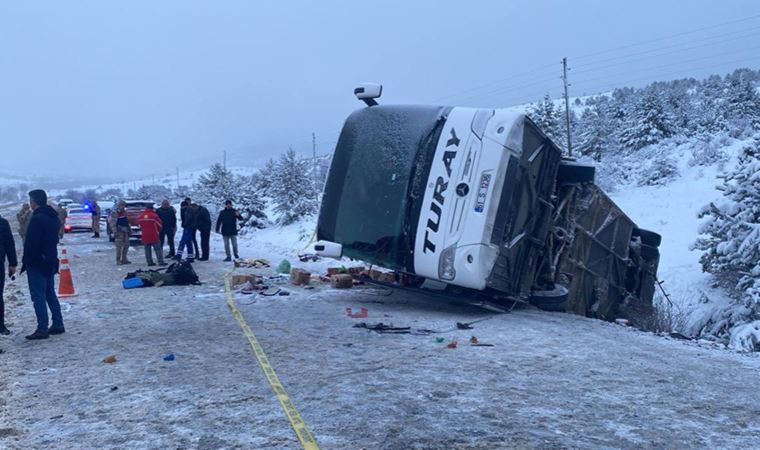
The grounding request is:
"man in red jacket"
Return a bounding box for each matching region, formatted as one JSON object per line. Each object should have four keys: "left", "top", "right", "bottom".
{"left": 137, "top": 204, "right": 165, "bottom": 266}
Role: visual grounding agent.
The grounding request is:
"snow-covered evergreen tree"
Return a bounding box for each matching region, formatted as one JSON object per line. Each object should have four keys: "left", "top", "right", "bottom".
{"left": 694, "top": 74, "right": 727, "bottom": 135}
{"left": 235, "top": 173, "right": 268, "bottom": 233}
{"left": 528, "top": 94, "right": 564, "bottom": 145}
{"left": 270, "top": 148, "right": 318, "bottom": 225}
{"left": 619, "top": 88, "right": 675, "bottom": 151}
{"left": 724, "top": 70, "right": 760, "bottom": 135}
{"left": 638, "top": 155, "right": 679, "bottom": 186}
{"left": 256, "top": 158, "right": 277, "bottom": 197}
{"left": 193, "top": 163, "right": 236, "bottom": 212}
{"left": 661, "top": 79, "right": 697, "bottom": 132}
{"left": 694, "top": 135, "right": 760, "bottom": 347}
{"left": 130, "top": 184, "right": 173, "bottom": 201}
{"left": 576, "top": 98, "right": 616, "bottom": 161}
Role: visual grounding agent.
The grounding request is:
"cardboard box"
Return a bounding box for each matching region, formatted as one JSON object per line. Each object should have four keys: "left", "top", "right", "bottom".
{"left": 368, "top": 269, "right": 396, "bottom": 283}
{"left": 231, "top": 274, "right": 257, "bottom": 286}
{"left": 290, "top": 268, "right": 311, "bottom": 286}
{"left": 330, "top": 274, "right": 353, "bottom": 289}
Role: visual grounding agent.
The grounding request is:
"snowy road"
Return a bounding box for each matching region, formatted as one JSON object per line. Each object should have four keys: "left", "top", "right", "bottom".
{"left": 1, "top": 231, "right": 760, "bottom": 449}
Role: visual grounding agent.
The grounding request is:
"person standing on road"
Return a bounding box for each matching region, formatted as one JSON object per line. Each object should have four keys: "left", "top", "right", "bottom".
{"left": 196, "top": 203, "right": 212, "bottom": 261}
{"left": 0, "top": 212, "right": 18, "bottom": 335}
{"left": 16, "top": 203, "right": 32, "bottom": 244}
{"left": 137, "top": 204, "right": 165, "bottom": 266}
{"left": 180, "top": 198, "right": 199, "bottom": 256}
{"left": 109, "top": 200, "right": 131, "bottom": 265}
{"left": 55, "top": 203, "right": 67, "bottom": 240}
{"left": 216, "top": 200, "right": 242, "bottom": 262}
{"left": 21, "top": 189, "right": 65, "bottom": 340}
{"left": 176, "top": 199, "right": 198, "bottom": 262}
{"left": 91, "top": 200, "right": 101, "bottom": 238}
{"left": 156, "top": 199, "right": 177, "bottom": 258}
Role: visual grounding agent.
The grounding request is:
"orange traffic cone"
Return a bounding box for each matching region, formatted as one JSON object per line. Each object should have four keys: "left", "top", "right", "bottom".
{"left": 58, "top": 246, "right": 78, "bottom": 298}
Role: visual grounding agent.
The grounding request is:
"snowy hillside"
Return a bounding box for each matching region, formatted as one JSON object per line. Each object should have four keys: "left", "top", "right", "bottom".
{"left": 609, "top": 138, "right": 750, "bottom": 336}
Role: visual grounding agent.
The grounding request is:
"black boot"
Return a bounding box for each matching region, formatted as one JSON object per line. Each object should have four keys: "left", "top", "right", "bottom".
{"left": 0, "top": 325, "right": 10, "bottom": 335}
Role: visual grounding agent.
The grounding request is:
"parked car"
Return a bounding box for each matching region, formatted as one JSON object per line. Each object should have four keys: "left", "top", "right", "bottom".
{"left": 106, "top": 200, "right": 155, "bottom": 242}
{"left": 57, "top": 198, "right": 76, "bottom": 210}
{"left": 64, "top": 206, "right": 93, "bottom": 233}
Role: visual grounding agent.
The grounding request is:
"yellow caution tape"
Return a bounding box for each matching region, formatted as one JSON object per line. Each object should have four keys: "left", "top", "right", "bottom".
{"left": 224, "top": 269, "right": 320, "bottom": 450}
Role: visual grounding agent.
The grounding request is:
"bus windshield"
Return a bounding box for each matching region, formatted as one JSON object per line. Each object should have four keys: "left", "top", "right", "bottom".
{"left": 318, "top": 105, "right": 448, "bottom": 270}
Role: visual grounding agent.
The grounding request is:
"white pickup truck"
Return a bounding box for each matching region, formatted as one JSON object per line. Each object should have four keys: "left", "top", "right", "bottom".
{"left": 315, "top": 85, "right": 661, "bottom": 322}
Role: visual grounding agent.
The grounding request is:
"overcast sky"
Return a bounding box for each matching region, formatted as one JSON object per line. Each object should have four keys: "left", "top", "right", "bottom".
{"left": 1, "top": 1, "right": 759, "bottom": 180}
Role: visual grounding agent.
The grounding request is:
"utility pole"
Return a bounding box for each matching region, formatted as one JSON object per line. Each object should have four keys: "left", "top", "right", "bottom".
{"left": 223, "top": 150, "right": 227, "bottom": 170}
{"left": 561, "top": 57, "right": 573, "bottom": 157}
{"left": 312, "top": 132, "right": 319, "bottom": 202}
{"left": 176, "top": 167, "right": 180, "bottom": 191}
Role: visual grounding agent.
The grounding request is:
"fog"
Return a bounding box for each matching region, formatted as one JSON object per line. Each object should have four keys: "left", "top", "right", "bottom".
{"left": 1, "top": 0, "right": 759, "bottom": 180}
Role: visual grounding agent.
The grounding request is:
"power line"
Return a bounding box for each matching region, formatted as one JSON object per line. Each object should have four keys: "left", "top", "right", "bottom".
{"left": 449, "top": 72, "right": 560, "bottom": 105}
{"left": 572, "top": 29, "right": 760, "bottom": 75}
{"left": 572, "top": 25, "right": 760, "bottom": 70}
{"left": 571, "top": 55, "right": 760, "bottom": 97}
{"left": 431, "top": 62, "right": 557, "bottom": 103}
{"left": 570, "top": 44, "right": 760, "bottom": 89}
{"left": 571, "top": 13, "right": 760, "bottom": 61}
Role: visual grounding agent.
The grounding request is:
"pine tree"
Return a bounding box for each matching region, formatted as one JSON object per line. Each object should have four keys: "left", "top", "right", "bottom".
{"left": 257, "top": 158, "right": 277, "bottom": 197}
{"left": 694, "top": 135, "right": 760, "bottom": 341}
{"left": 576, "top": 98, "right": 616, "bottom": 161}
{"left": 724, "top": 70, "right": 760, "bottom": 135}
{"left": 235, "top": 173, "right": 268, "bottom": 233}
{"left": 270, "top": 148, "right": 318, "bottom": 225}
{"left": 661, "top": 79, "right": 696, "bottom": 133}
{"left": 694, "top": 74, "right": 728, "bottom": 135}
{"left": 193, "top": 163, "right": 236, "bottom": 212}
{"left": 619, "top": 88, "right": 675, "bottom": 151}
{"left": 528, "top": 94, "right": 564, "bottom": 145}
{"left": 132, "top": 184, "right": 173, "bottom": 201}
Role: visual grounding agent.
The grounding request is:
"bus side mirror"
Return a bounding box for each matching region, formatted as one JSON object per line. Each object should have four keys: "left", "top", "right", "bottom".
{"left": 354, "top": 83, "right": 382, "bottom": 106}
{"left": 314, "top": 240, "right": 343, "bottom": 259}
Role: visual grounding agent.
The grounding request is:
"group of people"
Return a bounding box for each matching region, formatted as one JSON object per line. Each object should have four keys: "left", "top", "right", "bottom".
{"left": 109, "top": 197, "right": 244, "bottom": 266}
{"left": 1, "top": 189, "right": 67, "bottom": 340}
{"left": 0, "top": 190, "right": 248, "bottom": 344}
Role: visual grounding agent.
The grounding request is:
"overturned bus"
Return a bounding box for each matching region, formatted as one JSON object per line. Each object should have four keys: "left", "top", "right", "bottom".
{"left": 315, "top": 84, "right": 661, "bottom": 322}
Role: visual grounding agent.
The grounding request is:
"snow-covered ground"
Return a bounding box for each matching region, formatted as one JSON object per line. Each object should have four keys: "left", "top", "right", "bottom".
{"left": 3, "top": 205, "right": 760, "bottom": 449}
{"left": 609, "top": 137, "right": 749, "bottom": 338}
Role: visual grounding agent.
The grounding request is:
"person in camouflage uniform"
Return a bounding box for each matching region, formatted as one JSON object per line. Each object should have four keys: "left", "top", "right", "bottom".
{"left": 16, "top": 203, "right": 32, "bottom": 243}
{"left": 55, "top": 203, "right": 67, "bottom": 239}
{"left": 108, "top": 200, "right": 131, "bottom": 265}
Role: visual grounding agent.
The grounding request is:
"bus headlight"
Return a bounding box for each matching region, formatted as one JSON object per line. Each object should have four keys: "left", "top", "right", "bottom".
{"left": 438, "top": 245, "right": 457, "bottom": 281}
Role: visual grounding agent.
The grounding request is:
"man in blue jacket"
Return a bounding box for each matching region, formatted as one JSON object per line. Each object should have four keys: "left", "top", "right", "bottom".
{"left": 21, "top": 190, "right": 65, "bottom": 340}
{"left": 0, "top": 212, "right": 18, "bottom": 335}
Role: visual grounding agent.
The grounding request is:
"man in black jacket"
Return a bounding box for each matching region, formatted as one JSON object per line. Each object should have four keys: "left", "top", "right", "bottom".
{"left": 195, "top": 203, "right": 212, "bottom": 261}
{"left": 216, "top": 200, "right": 242, "bottom": 262}
{"left": 22, "top": 189, "right": 65, "bottom": 340}
{"left": 180, "top": 197, "right": 199, "bottom": 256}
{"left": 157, "top": 199, "right": 177, "bottom": 258}
{"left": 0, "top": 213, "right": 18, "bottom": 335}
{"left": 176, "top": 198, "right": 198, "bottom": 262}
